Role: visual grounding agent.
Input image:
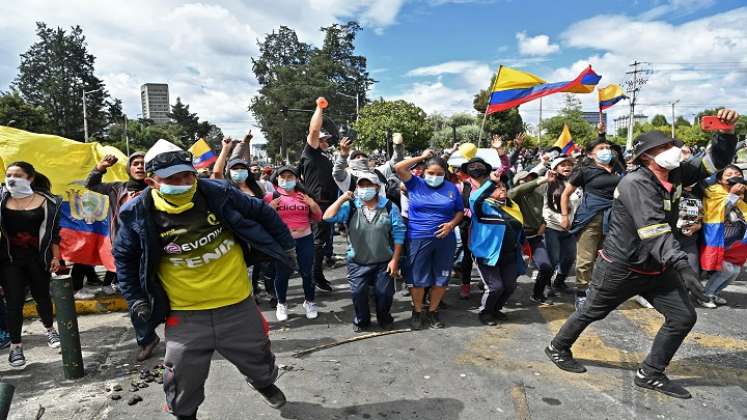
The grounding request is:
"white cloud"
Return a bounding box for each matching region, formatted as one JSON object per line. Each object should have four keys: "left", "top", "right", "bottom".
{"left": 639, "top": 0, "right": 716, "bottom": 21}
{"left": 515, "top": 32, "right": 560, "bottom": 56}
{"left": 393, "top": 81, "right": 476, "bottom": 115}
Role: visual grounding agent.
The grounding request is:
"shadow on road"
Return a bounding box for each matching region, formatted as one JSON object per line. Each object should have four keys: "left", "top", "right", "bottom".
{"left": 278, "top": 398, "right": 465, "bottom": 420}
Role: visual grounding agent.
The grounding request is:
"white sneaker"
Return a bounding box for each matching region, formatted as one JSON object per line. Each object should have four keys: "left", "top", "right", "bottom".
{"left": 712, "top": 295, "right": 727, "bottom": 306}
{"left": 698, "top": 298, "right": 717, "bottom": 309}
{"left": 634, "top": 295, "right": 654, "bottom": 309}
{"left": 276, "top": 303, "right": 288, "bottom": 321}
{"left": 74, "top": 290, "right": 95, "bottom": 300}
{"left": 101, "top": 285, "right": 117, "bottom": 296}
{"left": 303, "top": 301, "right": 318, "bottom": 319}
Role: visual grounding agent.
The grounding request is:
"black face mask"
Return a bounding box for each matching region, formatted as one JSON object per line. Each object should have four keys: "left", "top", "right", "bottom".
{"left": 466, "top": 167, "right": 489, "bottom": 179}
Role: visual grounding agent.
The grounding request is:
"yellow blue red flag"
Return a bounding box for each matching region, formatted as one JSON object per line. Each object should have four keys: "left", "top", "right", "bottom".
{"left": 0, "top": 126, "right": 128, "bottom": 270}
{"left": 598, "top": 84, "right": 626, "bottom": 111}
{"left": 553, "top": 124, "right": 578, "bottom": 155}
{"left": 189, "top": 138, "right": 217, "bottom": 169}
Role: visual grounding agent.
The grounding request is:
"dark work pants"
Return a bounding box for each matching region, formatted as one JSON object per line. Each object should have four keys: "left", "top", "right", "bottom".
{"left": 544, "top": 228, "right": 576, "bottom": 282}
{"left": 459, "top": 223, "right": 473, "bottom": 285}
{"left": 312, "top": 216, "right": 333, "bottom": 281}
{"left": 71, "top": 263, "right": 99, "bottom": 290}
{"left": 528, "top": 236, "right": 554, "bottom": 298}
{"left": 475, "top": 255, "right": 518, "bottom": 314}
{"left": 551, "top": 257, "right": 697, "bottom": 375}
{"left": 347, "top": 261, "right": 394, "bottom": 327}
{"left": 2, "top": 262, "right": 55, "bottom": 343}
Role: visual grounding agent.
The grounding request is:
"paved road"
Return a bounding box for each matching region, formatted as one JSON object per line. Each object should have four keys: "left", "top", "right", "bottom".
{"left": 6, "top": 248, "right": 747, "bottom": 419}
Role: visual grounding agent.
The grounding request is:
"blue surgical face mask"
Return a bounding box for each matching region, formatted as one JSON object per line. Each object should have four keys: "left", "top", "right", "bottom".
{"left": 278, "top": 178, "right": 296, "bottom": 190}
{"left": 595, "top": 149, "right": 613, "bottom": 165}
{"left": 356, "top": 187, "right": 377, "bottom": 201}
{"left": 159, "top": 183, "right": 193, "bottom": 195}
{"left": 424, "top": 174, "right": 444, "bottom": 188}
{"left": 230, "top": 169, "right": 249, "bottom": 183}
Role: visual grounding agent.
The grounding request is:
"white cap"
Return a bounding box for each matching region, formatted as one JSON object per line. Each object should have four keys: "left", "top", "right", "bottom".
{"left": 550, "top": 156, "right": 574, "bottom": 170}
{"left": 144, "top": 139, "right": 183, "bottom": 165}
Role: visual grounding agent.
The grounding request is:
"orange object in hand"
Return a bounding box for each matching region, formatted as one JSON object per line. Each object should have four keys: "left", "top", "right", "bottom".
{"left": 316, "top": 97, "right": 328, "bottom": 109}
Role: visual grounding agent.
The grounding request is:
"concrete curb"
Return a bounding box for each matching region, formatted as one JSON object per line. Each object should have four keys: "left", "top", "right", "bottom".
{"left": 23, "top": 295, "right": 129, "bottom": 318}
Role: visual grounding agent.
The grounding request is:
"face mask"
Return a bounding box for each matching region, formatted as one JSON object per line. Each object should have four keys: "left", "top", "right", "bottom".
{"left": 595, "top": 149, "right": 613, "bottom": 165}
{"left": 252, "top": 172, "right": 261, "bottom": 180}
{"left": 278, "top": 179, "right": 296, "bottom": 190}
{"left": 159, "top": 183, "right": 194, "bottom": 195}
{"left": 648, "top": 147, "right": 682, "bottom": 171}
{"left": 230, "top": 169, "right": 249, "bottom": 183}
{"left": 424, "top": 174, "right": 444, "bottom": 188}
{"left": 356, "top": 187, "right": 377, "bottom": 202}
{"left": 5, "top": 177, "right": 34, "bottom": 198}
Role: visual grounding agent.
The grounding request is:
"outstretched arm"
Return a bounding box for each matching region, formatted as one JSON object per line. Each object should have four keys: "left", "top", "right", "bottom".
{"left": 307, "top": 97, "right": 326, "bottom": 149}
{"left": 212, "top": 137, "right": 234, "bottom": 179}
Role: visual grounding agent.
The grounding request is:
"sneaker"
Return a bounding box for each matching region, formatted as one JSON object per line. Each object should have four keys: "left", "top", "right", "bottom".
{"left": 459, "top": 284, "right": 470, "bottom": 300}
{"left": 428, "top": 311, "right": 445, "bottom": 329}
{"left": 529, "top": 295, "right": 554, "bottom": 306}
{"left": 47, "top": 329, "right": 60, "bottom": 348}
{"left": 0, "top": 331, "right": 10, "bottom": 350}
{"left": 712, "top": 295, "right": 727, "bottom": 306}
{"left": 493, "top": 310, "right": 508, "bottom": 321}
{"left": 256, "top": 290, "right": 272, "bottom": 302}
{"left": 276, "top": 303, "right": 289, "bottom": 321}
{"left": 574, "top": 293, "right": 587, "bottom": 311}
{"left": 314, "top": 277, "right": 333, "bottom": 292}
{"left": 546, "top": 286, "right": 559, "bottom": 298}
{"left": 73, "top": 289, "right": 96, "bottom": 300}
{"left": 255, "top": 384, "right": 287, "bottom": 409}
{"left": 697, "top": 298, "right": 716, "bottom": 309}
{"left": 478, "top": 312, "right": 497, "bottom": 326}
{"left": 101, "top": 285, "right": 117, "bottom": 296}
{"left": 409, "top": 311, "right": 424, "bottom": 330}
{"left": 303, "top": 301, "right": 318, "bottom": 319}
{"left": 634, "top": 369, "right": 691, "bottom": 399}
{"left": 136, "top": 336, "right": 161, "bottom": 362}
{"left": 545, "top": 344, "right": 586, "bottom": 373}
{"left": 353, "top": 323, "right": 369, "bottom": 333}
{"left": 634, "top": 295, "right": 654, "bottom": 309}
{"left": 8, "top": 346, "right": 25, "bottom": 368}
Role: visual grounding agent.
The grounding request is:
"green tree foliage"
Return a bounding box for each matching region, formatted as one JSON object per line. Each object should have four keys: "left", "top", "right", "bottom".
{"left": 13, "top": 22, "right": 108, "bottom": 140}
{"left": 0, "top": 91, "right": 49, "bottom": 132}
{"left": 106, "top": 98, "right": 124, "bottom": 126}
{"left": 250, "top": 23, "right": 374, "bottom": 161}
{"left": 473, "top": 88, "right": 524, "bottom": 144}
{"left": 168, "top": 97, "right": 199, "bottom": 142}
{"left": 651, "top": 114, "right": 668, "bottom": 127}
{"left": 103, "top": 119, "right": 185, "bottom": 152}
{"left": 539, "top": 95, "right": 594, "bottom": 147}
{"left": 352, "top": 99, "right": 432, "bottom": 152}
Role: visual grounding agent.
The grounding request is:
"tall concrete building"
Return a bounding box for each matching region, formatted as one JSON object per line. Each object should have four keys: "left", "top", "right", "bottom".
{"left": 140, "top": 83, "right": 170, "bottom": 124}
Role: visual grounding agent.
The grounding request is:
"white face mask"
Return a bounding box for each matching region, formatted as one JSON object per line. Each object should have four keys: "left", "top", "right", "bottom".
{"left": 5, "top": 177, "right": 34, "bottom": 198}
{"left": 648, "top": 147, "right": 682, "bottom": 171}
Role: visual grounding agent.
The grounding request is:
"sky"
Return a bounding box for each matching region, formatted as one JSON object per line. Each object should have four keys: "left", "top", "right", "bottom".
{"left": 1, "top": 0, "right": 746, "bottom": 144}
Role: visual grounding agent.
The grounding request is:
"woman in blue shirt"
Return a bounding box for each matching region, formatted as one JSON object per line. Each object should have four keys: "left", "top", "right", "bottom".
{"left": 394, "top": 150, "right": 463, "bottom": 330}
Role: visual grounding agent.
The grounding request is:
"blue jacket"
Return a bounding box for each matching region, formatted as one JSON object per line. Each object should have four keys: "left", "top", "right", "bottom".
{"left": 113, "top": 179, "right": 295, "bottom": 325}
{"left": 570, "top": 191, "right": 613, "bottom": 235}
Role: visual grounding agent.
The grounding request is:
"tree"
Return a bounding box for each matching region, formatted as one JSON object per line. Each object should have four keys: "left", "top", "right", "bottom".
{"left": 13, "top": 22, "right": 108, "bottom": 140}
{"left": 651, "top": 114, "right": 668, "bottom": 127}
{"left": 675, "top": 116, "right": 691, "bottom": 128}
{"left": 168, "top": 97, "right": 200, "bottom": 142}
{"left": 352, "top": 99, "right": 432, "bottom": 152}
{"left": 106, "top": 98, "right": 124, "bottom": 126}
{"left": 473, "top": 89, "right": 524, "bottom": 145}
{"left": 0, "top": 91, "right": 49, "bottom": 132}
{"left": 539, "top": 94, "right": 594, "bottom": 147}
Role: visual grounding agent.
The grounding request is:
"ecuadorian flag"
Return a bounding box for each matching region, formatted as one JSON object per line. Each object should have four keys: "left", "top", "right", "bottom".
{"left": 189, "top": 138, "right": 217, "bottom": 169}
{"left": 553, "top": 124, "right": 577, "bottom": 155}
{"left": 701, "top": 184, "right": 747, "bottom": 270}
{"left": 598, "top": 84, "right": 626, "bottom": 111}
{"left": 487, "top": 65, "right": 601, "bottom": 114}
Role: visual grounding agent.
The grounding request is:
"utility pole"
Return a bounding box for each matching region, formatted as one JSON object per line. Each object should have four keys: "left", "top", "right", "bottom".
{"left": 624, "top": 61, "right": 650, "bottom": 149}
{"left": 670, "top": 100, "right": 680, "bottom": 140}
{"left": 123, "top": 114, "right": 130, "bottom": 156}
{"left": 82, "top": 87, "right": 103, "bottom": 142}
{"left": 538, "top": 98, "right": 543, "bottom": 144}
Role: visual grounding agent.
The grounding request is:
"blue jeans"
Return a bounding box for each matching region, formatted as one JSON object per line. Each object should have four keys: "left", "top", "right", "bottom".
{"left": 704, "top": 261, "right": 741, "bottom": 297}
{"left": 132, "top": 311, "right": 159, "bottom": 347}
{"left": 347, "top": 260, "right": 394, "bottom": 327}
{"left": 544, "top": 228, "right": 576, "bottom": 281}
{"left": 528, "top": 236, "right": 553, "bottom": 298}
{"left": 275, "top": 235, "right": 315, "bottom": 303}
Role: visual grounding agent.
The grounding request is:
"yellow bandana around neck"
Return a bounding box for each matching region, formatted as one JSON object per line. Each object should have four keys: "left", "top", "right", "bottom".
{"left": 151, "top": 183, "right": 197, "bottom": 214}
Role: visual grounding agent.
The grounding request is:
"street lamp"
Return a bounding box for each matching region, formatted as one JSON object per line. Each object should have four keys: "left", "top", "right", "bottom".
{"left": 337, "top": 92, "right": 360, "bottom": 122}
{"left": 83, "top": 87, "right": 103, "bottom": 142}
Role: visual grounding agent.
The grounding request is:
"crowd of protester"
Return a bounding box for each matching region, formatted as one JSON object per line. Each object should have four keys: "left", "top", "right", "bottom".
{"left": 0, "top": 95, "right": 740, "bottom": 416}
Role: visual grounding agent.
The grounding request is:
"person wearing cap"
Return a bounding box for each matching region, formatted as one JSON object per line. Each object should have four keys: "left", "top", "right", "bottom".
{"left": 546, "top": 109, "right": 740, "bottom": 400}
{"left": 298, "top": 97, "right": 341, "bottom": 293}
{"left": 559, "top": 124, "right": 623, "bottom": 310}
{"left": 265, "top": 165, "right": 322, "bottom": 322}
{"left": 465, "top": 158, "right": 525, "bottom": 325}
{"left": 454, "top": 163, "right": 480, "bottom": 300}
{"left": 542, "top": 156, "right": 580, "bottom": 295}
{"left": 508, "top": 168, "right": 555, "bottom": 305}
{"left": 333, "top": 134, "right": 404, "bottom": 204}
{"left": 114, "top": 139, "right": 297, "bottom": 418}
{"left": 323, "top": 172, "right": 406, "bottom": 332}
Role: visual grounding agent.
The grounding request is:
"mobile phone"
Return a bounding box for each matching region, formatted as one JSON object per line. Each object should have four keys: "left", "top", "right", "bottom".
{"left": 701, "top": 116, "right": 735, "bottom": 132}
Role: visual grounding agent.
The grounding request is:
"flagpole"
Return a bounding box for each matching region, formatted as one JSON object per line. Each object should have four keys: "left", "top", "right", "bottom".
{"left": 478, "top": 66, "right": 501, "bottom": 148}
{"left": 538, "top": 98, "right": 543, "bottom": 145}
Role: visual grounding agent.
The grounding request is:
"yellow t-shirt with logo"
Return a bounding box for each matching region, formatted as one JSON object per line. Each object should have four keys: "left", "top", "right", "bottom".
{"left": 155, "top": 195, "right": 250, "bottom": 310}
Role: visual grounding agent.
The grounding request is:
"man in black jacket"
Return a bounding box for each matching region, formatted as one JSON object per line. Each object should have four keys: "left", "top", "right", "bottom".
{"left": 545, "top": 108, "right": 739, "bottom": 400}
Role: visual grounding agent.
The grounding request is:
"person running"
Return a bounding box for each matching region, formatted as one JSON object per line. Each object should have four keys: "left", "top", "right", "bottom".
{"left": 394, "top": 150, "right": 463, "bottom": 330}
{"left": 114, "top": 140, "right": 296, "bottom": 418}
{"left": 466, "top": 158, "right": 525, "bottom": 325}
{"left": 265, "top": 166, "right": 322, "bottom": 321}
{"left": 298, "top": 97, "right": 340, "bottom": 292}
{"left": 1, "top": 162, "right": 62, "bottom": 367}
{"left": 324, "top": 173, "right": 406, "bottom": 332}
{"left": 543, "top": 156, "right": 579, "bottom": 296}
{"left": 545, "top": 109, "right": 739, "bottom": 400}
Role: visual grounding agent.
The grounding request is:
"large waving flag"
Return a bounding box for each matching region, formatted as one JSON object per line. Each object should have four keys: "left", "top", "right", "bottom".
{"left": 701, "top": 184, "right": 747, "bottom": 270}
{"left": 553, "top": 124, "right": 578, "bottom": 155}
{"left": 598, "top": 84, "right": 626, "bottom": 111}
{"left": 0, "top": 126, "right": 128, "bottom": 271}
{"left": 487, "top": 65, "right": 601, "bottom": 114}
{"left": 189, "top": 138, "right": 217, "bottom": 169}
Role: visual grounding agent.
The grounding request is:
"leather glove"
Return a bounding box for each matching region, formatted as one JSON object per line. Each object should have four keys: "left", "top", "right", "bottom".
{"left": 285, "top": 248, "right": 299, "bottom": 272}
{"left": 673, "top": 260, "right": 707, "bottom": 302}
{"left": 131, "top": 300, "right": 152, "bottom": 322}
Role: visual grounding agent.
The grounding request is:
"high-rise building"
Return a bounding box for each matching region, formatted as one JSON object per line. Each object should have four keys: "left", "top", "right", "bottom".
{"left": 140, "top": 83, "right": 170, "bottom": 124}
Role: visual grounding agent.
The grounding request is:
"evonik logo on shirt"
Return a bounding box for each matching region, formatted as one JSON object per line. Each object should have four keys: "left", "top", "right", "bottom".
{"left": 164, "top": 227, "right": 224, "bottom": 254}
{"left": 167, "top": 237, "right": 236, "bottom": 268}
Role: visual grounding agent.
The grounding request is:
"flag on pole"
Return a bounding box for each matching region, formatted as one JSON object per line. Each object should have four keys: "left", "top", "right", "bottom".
{"left": 553, "top": 124, "right": 577, "bottom": 155}
{"left": 486, "top": 65, "right": 601, "bottom": 114}
{"left": 598, "top": 84, "right": 626, "bottom": 111}
{"left": 189, "top": 138, "right": 217, "bottom": 169}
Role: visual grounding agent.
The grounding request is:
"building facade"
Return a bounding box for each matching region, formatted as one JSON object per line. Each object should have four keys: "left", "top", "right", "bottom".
{"left": 140, "top": 83, "right": 170, "bottom": 124}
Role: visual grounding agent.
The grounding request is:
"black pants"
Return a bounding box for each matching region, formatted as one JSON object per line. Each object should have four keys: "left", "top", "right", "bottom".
{"left": 71, "top": 263, "right": 99, "bottom": 290}
{"left": 551, "top": 257, "right": 697, "bottom": 375}
{"left": 459, "top": 222, "right": 473, "bottom": 285}
{"left": 2, "top": 262, "right": 55, "bottom": 343}
{"left": 312, "top": 216, "right": 333, "bottom": 280}
{"left": 528, "top": 236, "right": 554, "bottom": 298}
{"left": 475, "top": 255, "right": 518, "bottom": 314}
